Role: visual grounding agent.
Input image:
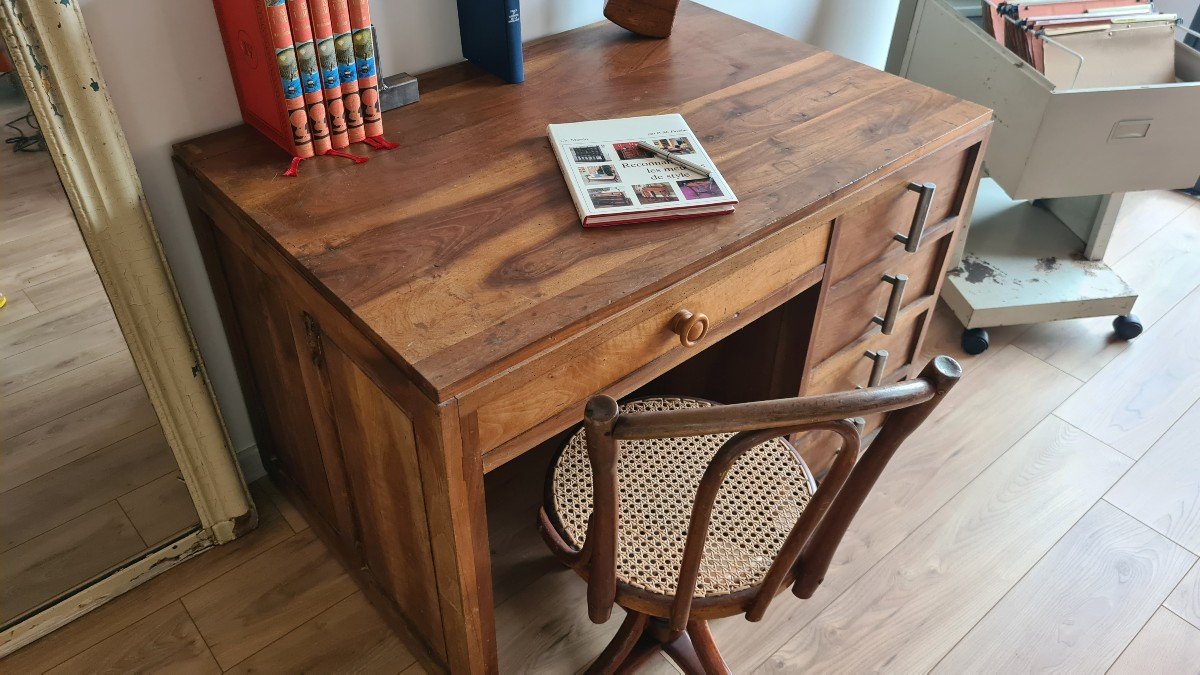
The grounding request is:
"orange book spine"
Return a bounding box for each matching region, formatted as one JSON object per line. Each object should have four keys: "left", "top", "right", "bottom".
{"left": 346, "top": 0, "right": 383, "bottom": 138}
{"left": 265, "top": 0, "right": 314, "bottom": 158}
{"left": 308, "top": 0, "right": 350, "bottom": 149}
{"left": 328, "top": 0, "right": 366, "bottom": 142}
{"left": 286, "top": 0, "right": 331, "bottom": 154}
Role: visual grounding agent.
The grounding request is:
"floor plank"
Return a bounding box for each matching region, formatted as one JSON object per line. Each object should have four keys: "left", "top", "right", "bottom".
{"left": 0, "top": 484, "right": 289, "bottom": 674}
{"left": 1105, "top": 191, "right": 1196, "bottom": 264}
{"left": 916, "top": 299, "right": 1028, "bottom": 371}
{"left": 1108, "top": 608, "right": 1200, "bottom": 675}
{"left": 759, "top": 416, "right": 1131, "bottom": 673}
{"left": 1007, "top": 316, "right": 1125, "bottom": 383}
{"left": 0, "top": 226, "right": 93, "bottom": 290}
{"left": 2, "top": 350, "right": 144, "bottom": 440}
{"left": 0, "top": 291, "right": 113, "bottom": 359}
{"left": 119, "top": 471, "right": 202, "bottom": 548}
{"left": 1106, "top": 400, "right": 1200, "bottom": 553}
{"left": 0, "top": 385, "right": 159, "bottom": 493}
{"left": 181, "top": 528, "right": 358, "bottom": 669}
{"left": 486, "top": 442, "right": 565, "bottom": 608}
{"left": 254, "top": 478, "right": 309, "bottom": 534}
{"left": 1165, "top": 562, "right": 1200, "bottom": 630}
{"left": 45, "top": 602, "right": 220, "bottom": 675}
{"left": 1108, "top": 201, "right": 1200, "bottom": 326}
{"left": 0, "top": 289, "right": 41, "bottom": 328}
{"left": 0, "top": 426, "right": 179, "bottom": 551}
{"left": 934, "top": 501, "right": 1195, "bottom": 673}
{"left": 1056, "top": 286, "right": 1200, "bottom": 458}
{"left": 712, "top": 346, "right": 1082, "bottom": 670}
{"left": 0, "top": 318, "right": 127, "bottom": 394}
{"left": 0, "top": 502, "right": 146, "bottom": 625}
{"left": 496, "top": 565, "right": 671, "bottom": 675}
{"left": 23, "top": 268, "right": 106, "bottom": 312}
{"left": 1013, "top": 196, "right": 1200, "bottom": 381}
{"left": 225, "top": 592, "right": 415, "bottom": 674}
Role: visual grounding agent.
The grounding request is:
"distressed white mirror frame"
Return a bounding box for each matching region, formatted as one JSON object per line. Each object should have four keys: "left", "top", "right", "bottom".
{"left": 0, "top": 0, "right": 252, "bottom": 654}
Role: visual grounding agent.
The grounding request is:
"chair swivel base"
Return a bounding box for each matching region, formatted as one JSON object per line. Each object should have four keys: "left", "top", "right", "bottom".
{"left": 587, "top": 612, "right": 730, "bottom": 675}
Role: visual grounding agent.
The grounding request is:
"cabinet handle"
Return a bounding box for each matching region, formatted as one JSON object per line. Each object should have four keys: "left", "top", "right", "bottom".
{"left": 894, "top": 182, "right": 936, "bottom": 253}
{"left": 861, "top": 349, "right": 889, "bottom": 388}
{"left": 670, "top": 309, "right": 710, "bottom": 348}
{"left": 872, "top": 274, "right": 908, "bottom": 335}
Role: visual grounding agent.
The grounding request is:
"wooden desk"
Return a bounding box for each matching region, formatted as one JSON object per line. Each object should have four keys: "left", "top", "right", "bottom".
{"left": 173, "top": 4, "right": 990, "bottom": 672}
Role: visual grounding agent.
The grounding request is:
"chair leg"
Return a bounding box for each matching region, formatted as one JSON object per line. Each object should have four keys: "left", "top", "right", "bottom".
{"left": 662, "top": 631, "right": 706, "bottom": 675}
{"left": 587, "top": 611, "right": 649, "bottom": 675}
{"left": 685, "top": 620, "right": 731, "bottom": 674}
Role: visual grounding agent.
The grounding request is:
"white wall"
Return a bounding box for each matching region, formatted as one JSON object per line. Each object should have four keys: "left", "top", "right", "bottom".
{"left": 77, "top": 0, "right": 899, "bottom": 477}
{"left": 698, "top": 0, "right": 900, "bottom": 68}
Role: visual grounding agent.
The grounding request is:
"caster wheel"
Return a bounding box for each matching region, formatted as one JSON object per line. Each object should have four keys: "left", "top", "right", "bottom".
{"left": 1112, "top": 314, "right": 1143, "bottom": 341}
{"left": 961, "top": 328, "right": 990, "bottom": 355}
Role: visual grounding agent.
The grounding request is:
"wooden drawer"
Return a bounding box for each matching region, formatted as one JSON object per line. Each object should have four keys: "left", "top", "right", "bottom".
{"left": 828, "top": 141, "right": 974, "bottom": 284}
{"left": 808, "top": 303, "right": 928, "bottom": 395}
{"left": 812, "top": 231, "right": 951, "bottom": 362}
{"left": 462, "top": 220, "right": 833, "bottom": 460}
{"left": 799, "top": 303, "right": 931, "bottom": 475}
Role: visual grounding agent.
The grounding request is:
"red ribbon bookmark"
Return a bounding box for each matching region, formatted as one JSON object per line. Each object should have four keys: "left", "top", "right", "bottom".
{"left": 283, "top": 150, "right": 369, "bottom": 177}
{"left": 363, "top": 135, "right": 400, "bottom": 150}
{"left": 283, "top": 155, "right": 305, "bottom": 177}
{"left": 324, "top": 149, "right": 370, "bottom": 164}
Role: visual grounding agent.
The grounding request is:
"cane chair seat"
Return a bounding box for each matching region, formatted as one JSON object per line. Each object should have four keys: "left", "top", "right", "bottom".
{"left": 548, "top": 397, "right": 817, "bottom": 598}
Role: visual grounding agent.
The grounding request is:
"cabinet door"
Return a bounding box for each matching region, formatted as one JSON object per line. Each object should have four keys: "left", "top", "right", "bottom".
{"left": 213, "top": 230, "right": 347, "bottom": 538}
{"left": 317, "top": 328, "right": 447, "bottom": 660}
{"left": 212, "top": 229, "right": 446, "bottom": 661}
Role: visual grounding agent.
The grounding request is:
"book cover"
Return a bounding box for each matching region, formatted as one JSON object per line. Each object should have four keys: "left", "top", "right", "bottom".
{"left": 286, "top": 0, "right": 332, "bottom": 155}
{"left": 210, "top": 0, "right": 315, "bottom": 157}
{"left": 347, "top": 0, "right": 384, "bottom": 139}
{"left": 308, "top": 0, "right": 350, "bottom": 148}
{"left": 456, "top": 0, "right": 524, "bottom": 84}
{"left": 547, "top": 115, "right": 736, "bottom": 228}
{"left": 328, "top": 0, "right": 367, "bottom": 142}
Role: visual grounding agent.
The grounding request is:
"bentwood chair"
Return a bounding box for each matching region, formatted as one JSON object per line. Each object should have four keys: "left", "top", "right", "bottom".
{"left": 537, "top": 356, "right": 962, "bottom": 673}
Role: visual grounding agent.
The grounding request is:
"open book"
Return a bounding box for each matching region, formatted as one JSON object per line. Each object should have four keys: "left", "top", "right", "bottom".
{"left": 548, "top": 114, "right": 737, "bottom": 227}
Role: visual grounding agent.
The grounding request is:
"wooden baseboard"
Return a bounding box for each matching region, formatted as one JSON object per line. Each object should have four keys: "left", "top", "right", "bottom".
{"left": 0, "top": 530, "right": 211, "bottom": 658}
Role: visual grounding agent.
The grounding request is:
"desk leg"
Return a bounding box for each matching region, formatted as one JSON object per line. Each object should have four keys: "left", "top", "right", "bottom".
{"left": 415, "top": 402, "right": 498, "bottom": 673}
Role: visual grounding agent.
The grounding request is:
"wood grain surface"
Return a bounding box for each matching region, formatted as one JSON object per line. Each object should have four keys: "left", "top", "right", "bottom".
{"left": 174, "top": 2, "right": 989, "bottom": 403}
{"left": 935, "top": 501, "right": 1195, "bottom": 672}
{"left": 761, "top": 416, "right": 1130, "bottom": 673}
{"left": 1057, "top": 286, "right": 1200, "bottom": 458}
{"left": 1166, "top": 562, "right": 1200, "bottom": 629}
{"left": 1107, "top": 400, "right": 1200, "bottom": 554}
{"left": 1109, "top": 608, "right": 1200, "bottom": 675}
{"left": 45, "top": 602, "right": 220, "bottom": 675}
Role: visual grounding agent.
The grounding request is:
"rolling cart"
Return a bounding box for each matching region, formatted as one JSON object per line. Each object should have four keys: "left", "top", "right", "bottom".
{"left": 888, "top": 0, "right": 1200, "bottom": 353}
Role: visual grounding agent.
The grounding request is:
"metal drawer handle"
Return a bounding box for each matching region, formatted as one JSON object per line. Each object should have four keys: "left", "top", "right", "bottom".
{"left": 893, "top": 182, "right": 936, "bottom": 253}
{"left": 872, "top": 274, "right": 908, "bottom": 335}
{"left": 670, "top": 309, "right": 710, "bottom": 348}
{"left": 861, "top": 349, "right": 889, "bottom": 388}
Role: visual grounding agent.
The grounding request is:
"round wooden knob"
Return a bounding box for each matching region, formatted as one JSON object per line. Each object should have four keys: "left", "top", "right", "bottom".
{"left": 670, "top": 310, "right": 709, "bottom": 347}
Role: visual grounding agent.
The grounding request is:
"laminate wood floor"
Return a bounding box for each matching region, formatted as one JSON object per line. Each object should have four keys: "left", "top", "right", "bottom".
{"left": 4, "top": 190, "right": 1199, "bottom": 673}
{"left": 0, "top": 96, "right": 199, "bottom": 627}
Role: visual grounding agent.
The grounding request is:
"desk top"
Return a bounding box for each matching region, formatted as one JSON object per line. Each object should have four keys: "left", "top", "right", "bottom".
{"left": 175, "top": 2, "right": 989, "bottom": 402}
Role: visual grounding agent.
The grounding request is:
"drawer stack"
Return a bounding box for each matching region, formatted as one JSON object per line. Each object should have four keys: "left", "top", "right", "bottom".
{"left": 800, "top": 140, "right": 979, "bottom": 472}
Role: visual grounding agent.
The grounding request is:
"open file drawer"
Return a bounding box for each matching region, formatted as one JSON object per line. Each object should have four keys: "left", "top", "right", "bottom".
{"left": 896, "top": 0, "right": 1200, "bottom": 200}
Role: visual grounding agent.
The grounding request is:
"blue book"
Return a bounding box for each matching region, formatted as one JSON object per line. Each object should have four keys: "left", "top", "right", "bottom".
{"left": 456, "top": 0, "right": 524, "bottom": 84}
